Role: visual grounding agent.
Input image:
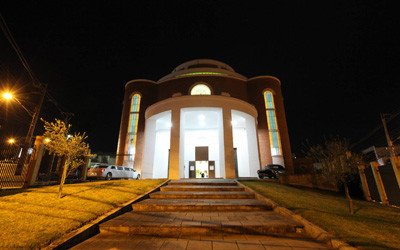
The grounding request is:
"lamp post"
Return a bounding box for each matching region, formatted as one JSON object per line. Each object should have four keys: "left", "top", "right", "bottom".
{"left": 14, "top": 83, "right": 48, "bottom": 176}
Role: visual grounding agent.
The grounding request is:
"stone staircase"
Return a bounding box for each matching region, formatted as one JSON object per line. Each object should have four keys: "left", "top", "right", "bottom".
{"left": 100, "top": 179, "right": 305, "bottom": 237}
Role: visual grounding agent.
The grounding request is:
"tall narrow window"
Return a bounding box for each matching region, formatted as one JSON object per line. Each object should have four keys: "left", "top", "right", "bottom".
{"left": 264, "top": 91, "right": 282, "bottom": 156}
{"left": 126, "top": 94, "right": 141, "bottom": 161}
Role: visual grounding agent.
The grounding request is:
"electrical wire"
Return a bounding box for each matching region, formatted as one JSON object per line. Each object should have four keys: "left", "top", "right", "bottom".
{"left": 0, "top": 11, "right": 70, "bottom": 122}
{"left": 351, "top": 107, "right": 400, "bottom": 148}
{"left": 0, "top": 11, "right": 41, "bottom": 88}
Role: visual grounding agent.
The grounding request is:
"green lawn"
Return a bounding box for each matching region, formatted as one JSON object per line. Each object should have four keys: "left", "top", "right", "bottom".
{"left": 240, "top": 181, "right": 400, "bottom": 250}
{"left": 0, "top": 179, "right": 165, "bottom": 249}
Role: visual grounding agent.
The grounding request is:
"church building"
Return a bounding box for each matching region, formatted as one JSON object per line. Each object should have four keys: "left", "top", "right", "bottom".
{"left": 116, "top": 59, "right": 293, "bottom": 179}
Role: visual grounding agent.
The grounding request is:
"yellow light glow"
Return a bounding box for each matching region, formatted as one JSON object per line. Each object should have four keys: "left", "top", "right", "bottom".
{"left": 44, "top": 138, "right": 50, "bottom": 143}
{"left": 2, "top": 92, "right": 13, "bottom": 100}
{"left": 8, "top": 138, "right": 15, "bottom": 144}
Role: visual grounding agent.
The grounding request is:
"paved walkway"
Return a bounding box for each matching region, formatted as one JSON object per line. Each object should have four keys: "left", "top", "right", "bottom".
{"left": 72, "top": 179, "right": 330, "bottom": 249}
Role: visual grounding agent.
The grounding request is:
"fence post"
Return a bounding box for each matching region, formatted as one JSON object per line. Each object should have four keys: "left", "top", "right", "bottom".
{"left": 358, "top": 164, "right": 371, "bottom": 201}
{"left": 23, "top": 136, "right": 46, "bottom": 187}
{"left": 370, "top": 161, "right": 389, "bottom": 205}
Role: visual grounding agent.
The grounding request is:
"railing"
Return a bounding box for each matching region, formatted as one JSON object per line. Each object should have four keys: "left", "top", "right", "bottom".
{"left": 0, "top": 143, "right": 34, "bottom": 189}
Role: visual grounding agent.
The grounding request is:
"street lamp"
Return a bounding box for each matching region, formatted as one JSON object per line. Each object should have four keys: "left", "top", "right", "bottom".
{"left": 1, "top": 91, "right": 34, "bottom": 117}
{"left": 8, "top": 138, "right": 15, "bottom": 144}
{"left": 2, "top": 92, "right": 12, "bottom": 100}
{"left": 1, "top": 84, "right": 47, "bottom": 179}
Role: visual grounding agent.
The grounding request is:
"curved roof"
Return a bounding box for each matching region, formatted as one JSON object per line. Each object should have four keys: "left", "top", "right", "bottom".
{"left": 158, "top": 59, "right": 247, "bottom": 82}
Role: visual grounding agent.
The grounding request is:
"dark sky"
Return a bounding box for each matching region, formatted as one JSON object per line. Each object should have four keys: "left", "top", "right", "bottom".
{"left": 0, "top": 1, "right": 399, "bottom": 156}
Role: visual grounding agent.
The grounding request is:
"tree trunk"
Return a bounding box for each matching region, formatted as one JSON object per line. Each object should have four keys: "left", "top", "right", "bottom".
{"left": 344, "top": 182, "right": 354, "bottom": 214}
{"left": 58, "top": 157, "right": 70, "bottom": 199}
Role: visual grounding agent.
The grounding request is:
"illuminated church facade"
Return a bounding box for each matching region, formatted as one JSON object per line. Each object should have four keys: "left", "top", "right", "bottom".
{"left": 116, "top": 59, "right": 293, "bottom": 179}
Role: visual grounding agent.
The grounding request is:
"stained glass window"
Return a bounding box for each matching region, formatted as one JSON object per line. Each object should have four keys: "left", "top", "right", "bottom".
{"left": 264, "top": 91, "right": 282, "bottom": 156}
{"left": 126, "top": 94, "right": 141, "bottom": 161}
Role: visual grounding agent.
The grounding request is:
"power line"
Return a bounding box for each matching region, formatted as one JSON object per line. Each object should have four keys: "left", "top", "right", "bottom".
{"left": 351, "top": 107, "right": 400, "bottom": 149}
{"left": 0, "top": 11, "right": 69, "bottom": 121}
{"left": 0, "top": 11, "right": 41, "bottom": 88}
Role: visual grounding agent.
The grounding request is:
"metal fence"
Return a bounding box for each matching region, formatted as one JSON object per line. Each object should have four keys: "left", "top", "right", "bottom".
{"left": 380, "top": 164, "right": 400, "bottom": 206}
{"left": 0, "top": 143, "right": 34, "bottom": 189}
{"left": 363, "top": 163, "right": 400, "bottom": 206}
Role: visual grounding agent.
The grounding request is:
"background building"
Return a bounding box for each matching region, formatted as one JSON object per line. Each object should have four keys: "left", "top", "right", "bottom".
{"left": 116, "top": 59, "right": 293, "bottom": 179}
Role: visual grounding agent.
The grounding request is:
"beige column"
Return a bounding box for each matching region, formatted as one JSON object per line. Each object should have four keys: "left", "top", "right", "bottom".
{"left": 390, "top": 156, "right": 400, "bottom": 190}
{"left": 168, "top": 108, "right": 181, "bottom": 179}
{"left": 24, "top": 136, "right": 46, "bottom": 187}
{"left": 371, "top": 161, "right": 389, "bottom": 206}
{"left": 358, "top": 165, "right": 371, "bottom": 201}
{"left": 223, "top": 107, "right": 236, "bottom": 179}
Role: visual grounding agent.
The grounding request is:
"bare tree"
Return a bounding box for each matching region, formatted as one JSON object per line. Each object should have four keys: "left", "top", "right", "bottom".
{"left": 306, "top": 137, "right": 363, "bottom": 214}
{"left": 42, "top": 119, "right": 93, "bottom": 198}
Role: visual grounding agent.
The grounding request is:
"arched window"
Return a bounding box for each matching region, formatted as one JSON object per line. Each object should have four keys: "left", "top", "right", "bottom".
{"left": 126, "top": 94, "right": 141, "bottom": 161}
{"left": 190, "top": 84, "right": 211, "bottom": 95}
{"left": 264, "top": 91, "right": 282, "bottom": 156}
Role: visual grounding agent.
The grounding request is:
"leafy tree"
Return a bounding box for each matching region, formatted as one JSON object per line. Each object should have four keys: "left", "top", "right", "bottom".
{"left": 306, "top": 137, "right": 363, "bottom": 214}
{"left": 42, "top": 119, "right": 93, "bottom": 198}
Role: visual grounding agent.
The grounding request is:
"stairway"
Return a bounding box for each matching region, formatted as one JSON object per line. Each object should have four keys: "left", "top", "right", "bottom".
{"left": 100, "top": 179, "right": 305, "bottom": 237}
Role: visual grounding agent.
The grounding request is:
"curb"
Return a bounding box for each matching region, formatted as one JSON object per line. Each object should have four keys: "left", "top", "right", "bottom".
{"left": 236, "top": 180, "right": 357, "bottom": 250}
{"left": 43, "top": 179, "right": 170, "bottom": 250}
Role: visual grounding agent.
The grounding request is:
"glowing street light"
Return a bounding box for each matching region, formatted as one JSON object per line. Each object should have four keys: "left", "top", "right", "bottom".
{"left": 44, "top": 138, "right": 50, "bottom": 143}
{"left": 8, "top": 138, "right": 15, "bottom": 144}
{"left": 2, "top": 92, "right": 13, "bottom": 100}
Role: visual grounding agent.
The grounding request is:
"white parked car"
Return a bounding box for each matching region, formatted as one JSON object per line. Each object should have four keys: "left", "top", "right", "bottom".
{"left": 87, "top": 165, "right": 140, "bottom": 180}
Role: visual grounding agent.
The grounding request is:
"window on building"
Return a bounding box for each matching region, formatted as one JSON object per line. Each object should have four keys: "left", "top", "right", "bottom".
{"left": 190, "top": 84, "right": 211, "bottom": 95}
{"left": 126, "top": 94, "right": 141, "bottom": 161}
{"left": 264, "top": 91, "right": 282, "bottom": 156}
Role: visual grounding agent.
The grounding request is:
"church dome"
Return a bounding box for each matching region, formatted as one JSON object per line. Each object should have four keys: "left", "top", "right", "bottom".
{"left": 158, "top": 59, "right": 247, "bottom": 82}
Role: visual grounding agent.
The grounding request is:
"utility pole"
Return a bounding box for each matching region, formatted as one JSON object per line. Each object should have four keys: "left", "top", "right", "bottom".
{"left": 15, "top": 83, "right": 48, "bottom": 176}
{"left": 381, "top": 113, "right": 400, "bottom": 190}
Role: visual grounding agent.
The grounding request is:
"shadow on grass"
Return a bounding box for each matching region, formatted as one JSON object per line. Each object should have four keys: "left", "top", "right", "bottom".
{"left": 0, "top": 206, "right": 87, "bottom": 223}
{"left": 0, "top": 198, "right": 99, "bottom": 216}
{"left": 0, "top": 188, "right": 34, "bottom": 198}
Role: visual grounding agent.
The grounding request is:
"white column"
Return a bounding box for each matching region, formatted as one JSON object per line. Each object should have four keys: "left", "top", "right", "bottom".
{"left": 223, "top": 107, "right": 235, "bottom": 179}
{"left": 168, "top": 108, "right": 181, "bottom": 179}
{"left": 142, "top": 118, "right": 156, "bottom": 178}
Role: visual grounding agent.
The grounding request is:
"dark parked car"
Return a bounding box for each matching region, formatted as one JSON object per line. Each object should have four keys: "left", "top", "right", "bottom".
{"left": 257, "top": 164, "right": 286, "bottom": 179}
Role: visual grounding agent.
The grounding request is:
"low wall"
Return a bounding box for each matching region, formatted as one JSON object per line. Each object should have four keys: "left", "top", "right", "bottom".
{"left": 280, "top": 174, "right": 338, "bottom": 192}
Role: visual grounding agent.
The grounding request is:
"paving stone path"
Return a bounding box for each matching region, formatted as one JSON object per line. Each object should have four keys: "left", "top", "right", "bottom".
{"left": 72, "top": 179, "right": 331, "bottom": 249}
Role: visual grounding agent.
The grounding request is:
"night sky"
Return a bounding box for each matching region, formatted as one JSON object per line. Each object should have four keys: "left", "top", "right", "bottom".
{"left": 0, "top": 1, "right": 399, "bottom": 156}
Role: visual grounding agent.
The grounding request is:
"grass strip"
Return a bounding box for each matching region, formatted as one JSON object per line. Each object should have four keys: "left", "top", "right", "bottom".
{"left": 0, "top": 179, "right": 165, "bottom": 249}
{"left": 240, "top": 181, "right": 400, "bottom": 250}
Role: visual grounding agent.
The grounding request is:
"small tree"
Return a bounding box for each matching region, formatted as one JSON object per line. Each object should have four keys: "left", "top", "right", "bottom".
{"left": 306, "top": 137, "right": 363, "bottom": 214}
{"left": 42, "top": 119, "right": 93, "bottom": 198}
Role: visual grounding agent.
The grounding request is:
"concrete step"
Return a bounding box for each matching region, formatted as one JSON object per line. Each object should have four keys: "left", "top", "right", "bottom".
{"left": 132, "top": 199, "right": 272, "bottom": 212}
{"left": 167, "top": 179, "right": 237, "bottom": 186}
{"left": 100, "top": 211, "right": 304, "bottom": 237}
{"left": 160, "top": 185, "right": 245, "bottom": 192}
{"left": 150, "top": 191, "right": 255, "bottom": 199}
